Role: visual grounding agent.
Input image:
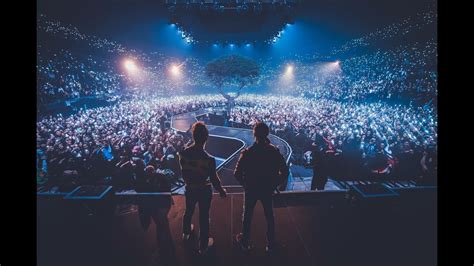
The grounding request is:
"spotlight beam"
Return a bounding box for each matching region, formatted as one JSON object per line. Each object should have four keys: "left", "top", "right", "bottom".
{"left": 123, "top": 59, "right": 139, "bottom": 74}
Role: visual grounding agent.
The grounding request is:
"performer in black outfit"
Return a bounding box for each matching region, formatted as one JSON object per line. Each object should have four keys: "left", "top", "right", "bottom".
{"left": 136, "top": 165, "right": 174, "bottom": 261}
{"left": 179, "top": 121, "right": 227, "bottom": 255}
{"left": 311, "top": 142, "right": 327, "bottom": 190}
{"left": 234, "top": 122, "right": 289, "bottom": 253}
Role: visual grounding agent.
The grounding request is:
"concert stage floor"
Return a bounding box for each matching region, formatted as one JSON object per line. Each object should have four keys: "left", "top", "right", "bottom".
{"left": 37, "top": 193, "right": 437, "bottom": 266}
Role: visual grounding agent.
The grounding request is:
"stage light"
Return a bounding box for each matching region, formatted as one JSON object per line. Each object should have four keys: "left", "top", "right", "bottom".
{"left": 171, "top": 65, "right": 180, "bottom": 75}
{"left": 123, "top": 59, "right": 138, "bottom": 73}
{"left": 170, "top": 63, "right": 184, "bottom": 77}
{"left": 280, "top": 63, "right": 295, "bottom": 85}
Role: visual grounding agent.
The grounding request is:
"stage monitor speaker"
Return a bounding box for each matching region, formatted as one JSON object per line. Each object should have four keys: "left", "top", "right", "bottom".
{"left": 347, "top": 183, "right": 399, "bottom": 206}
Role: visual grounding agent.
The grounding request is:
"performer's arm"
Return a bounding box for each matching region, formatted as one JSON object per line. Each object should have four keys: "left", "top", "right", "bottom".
{"left": 234, "top": 151, "right": 246, "bottom": 186}
{"left": 210, "top": 158, "right": 227, "bottom": 197}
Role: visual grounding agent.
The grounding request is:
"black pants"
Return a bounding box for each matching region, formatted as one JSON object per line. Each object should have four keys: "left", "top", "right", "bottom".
{"left": 242, "top": 191, "right": 275, "bottom": 245}
{"left": 311, "top": 170, "right": 328, "bottom": 190}
{"left": 183, "top": 187, "right": 212, "bottom": 249}
{"left": 138, "top": 203, "right": 173, "bottom": 256}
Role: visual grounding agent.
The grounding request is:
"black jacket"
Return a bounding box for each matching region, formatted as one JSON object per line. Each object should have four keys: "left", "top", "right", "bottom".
{"left": 234, "top": 142, "right": 289, "bottom": 193}
{"left": 179, "top": 145, "right": 225, "bottom": 192}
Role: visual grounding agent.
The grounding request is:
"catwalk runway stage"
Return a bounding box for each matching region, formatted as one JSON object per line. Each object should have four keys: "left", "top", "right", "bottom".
{"left": 171, "top": 109, "right": 292, "bottom": 191}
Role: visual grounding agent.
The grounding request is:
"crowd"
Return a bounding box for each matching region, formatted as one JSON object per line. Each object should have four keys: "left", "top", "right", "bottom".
{"left": 37, "top": 48, "right": 124, "bottom": 105}
{"left": 230, "top": 94, "right": 437, "bottom": 181}
{"left": 37, "top": 14, "right": 210, "bottom": 105}
{"left": 37, "top": 9, "right": 437, "bottom": 107}
{"left": 335, "top": 40, "right": 437, "bottom": 101}
{"left": 37, "top": 93, "right": 437, "bottom": 189}
{"left": 36, "top": 5, "right": 437, "bottom": 186}
{"left": 37, "top": 38, "right": 437, "bottom": 107}
{"left": 36, "top": 95, "right": 226, "bottom": 190}
{"left": 265, "top": 39, "right": 437, "bottom": 103}
{"left": 330, "top": 6, "right": 436, "bottom": 55}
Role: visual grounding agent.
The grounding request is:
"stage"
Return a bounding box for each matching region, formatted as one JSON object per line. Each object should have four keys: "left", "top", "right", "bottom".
{"left": 37, "top": 191, "right": 437, "bottom": 266}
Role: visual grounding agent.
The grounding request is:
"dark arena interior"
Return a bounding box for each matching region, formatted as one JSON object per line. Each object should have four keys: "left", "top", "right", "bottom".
{"left": 36, "top": 0, "right": 437, "bottom": 265}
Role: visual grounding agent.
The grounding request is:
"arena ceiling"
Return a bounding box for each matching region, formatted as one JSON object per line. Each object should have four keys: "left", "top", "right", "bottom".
{"left": 165, "top": 1, "right": 299, "bottom": 44}
{"left": 37, "top": 0, "right": 436, "bottom": 53}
